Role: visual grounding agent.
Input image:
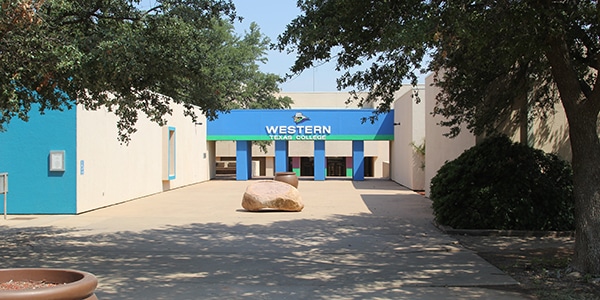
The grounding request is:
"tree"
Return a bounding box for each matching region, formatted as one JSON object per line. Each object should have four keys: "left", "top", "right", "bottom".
{"left": 1, "top": 0, "right": 289, "bottom": 142}
{"left": 276, "top": 0, "right": 600, "bottom": 274}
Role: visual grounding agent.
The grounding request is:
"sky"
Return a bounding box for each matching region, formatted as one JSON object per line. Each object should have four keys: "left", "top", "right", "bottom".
{"left": 137, "top": 0, "right": 422, "bottom": 92}
{"left": 137, "top": 0, "right": 349, "bottom": 92}
{"left": 231, "top": 0, "right": 344, "bottom": 92}
{"left": 231, "top": 1, "right": 427, "bottom": 91}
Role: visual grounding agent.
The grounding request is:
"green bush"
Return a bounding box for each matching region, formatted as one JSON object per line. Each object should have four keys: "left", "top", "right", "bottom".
{"left": 430, "top": 135, "right": 574, "bottom": 230}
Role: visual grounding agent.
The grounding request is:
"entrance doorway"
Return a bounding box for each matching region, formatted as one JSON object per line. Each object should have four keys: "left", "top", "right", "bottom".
{"left": 327, "top": 157, "right": 346, "bottom": 177}
{"left": 300, "top": 157, "right": 314, "bottom": 176}
{"left": 364, "top": 157, "right": 374, "bottom": 177}
{"left": 297, "top": 157, "right": 350, "bottom": 177}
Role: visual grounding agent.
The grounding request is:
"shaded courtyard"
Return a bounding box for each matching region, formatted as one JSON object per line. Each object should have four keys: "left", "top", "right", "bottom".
{"left": 0, "top": 180, "right": 525, "bottom": 299}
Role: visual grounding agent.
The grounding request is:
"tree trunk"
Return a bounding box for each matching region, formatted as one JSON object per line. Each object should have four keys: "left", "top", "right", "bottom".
{"left": 567, "top": 112, "right": 600, "bottom": 274}
{"left": 545, "top": 34, "right": 600, "bottom": 274}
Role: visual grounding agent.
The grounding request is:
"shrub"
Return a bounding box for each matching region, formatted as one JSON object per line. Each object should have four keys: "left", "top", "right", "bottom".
{"left": 430, "top": 135, "right": 574, "bottom": 230}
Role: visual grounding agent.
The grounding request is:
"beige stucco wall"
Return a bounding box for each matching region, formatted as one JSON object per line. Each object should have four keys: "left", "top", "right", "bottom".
{"left": 530, "top": 104, "right": 572, "bottom": 160}
{"left": 367, "top": 140, "right": 392, "bottom": 178}
{"left": 424, "top": 74, "right": 477, "bottom": 196}
{"left": 390, "top": 86, "right": 426, "bottom": 190}
{"left": 420, "top": 72, "right": 576, "bottom": 197}
{"left": 216, "top": 141, "right": 276, "bottom": 157}
{"left": 277, "top": 92, "right": 373, "bottom": 108}
{"left": 76, "top": 103, "right": 209, "bottom": 213}
{"left": 161, "top": 105, "right": 210, "bottom": 187}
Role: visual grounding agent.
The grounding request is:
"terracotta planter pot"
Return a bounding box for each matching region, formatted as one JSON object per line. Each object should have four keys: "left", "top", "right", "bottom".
{"left": 274, "top": 172, "right": 299, "bottom": 188}
{"left": 0, "top": 268, "right": 98, "bottom": 300}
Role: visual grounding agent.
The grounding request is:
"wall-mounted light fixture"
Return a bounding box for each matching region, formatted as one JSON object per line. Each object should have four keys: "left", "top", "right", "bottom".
{"left": 393, "top": 122, "right": 401, "bottom": 126}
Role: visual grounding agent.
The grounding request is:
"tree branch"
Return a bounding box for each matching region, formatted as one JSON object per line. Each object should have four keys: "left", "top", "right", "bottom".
{"left": 546, "top": 34, "right": 600, "bottom": 114}
{"left": 143, "top": 5, "right": 164, "bottom": 16}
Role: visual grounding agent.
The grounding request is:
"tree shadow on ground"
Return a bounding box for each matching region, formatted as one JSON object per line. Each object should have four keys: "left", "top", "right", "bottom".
{"left": 0, "top": 195, "right": 520, "bottom": 299}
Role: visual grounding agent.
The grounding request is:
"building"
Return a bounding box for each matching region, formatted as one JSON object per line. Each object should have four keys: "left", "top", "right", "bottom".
{"left": 0, "top": 86, "right": 426, "bottom": 214}
{"left": 0, "top": 73, "right": 571, "bottom": 214}
{"left": 0, "top": 103, "right": 210, "bottom": 214}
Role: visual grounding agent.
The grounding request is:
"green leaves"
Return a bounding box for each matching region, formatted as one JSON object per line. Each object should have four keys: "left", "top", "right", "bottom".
{"left": 430, "top": 135, "right": 574, "bottom": 230}
{"left": 278, "top": 0, "right": 600, "bottom": 273}
{"left": 278, "top": 1, "right": 599, "bottom": 137}
{"left": 1, "top": 0, "right": 286, "bottom": 142}
{"left": 277, "top": 0, "right": 434, "bottom": 108}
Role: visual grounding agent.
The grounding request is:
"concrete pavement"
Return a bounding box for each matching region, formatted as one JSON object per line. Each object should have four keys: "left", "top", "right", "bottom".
{"left": 0, "top": 179, "right": 527, "bottom": 299}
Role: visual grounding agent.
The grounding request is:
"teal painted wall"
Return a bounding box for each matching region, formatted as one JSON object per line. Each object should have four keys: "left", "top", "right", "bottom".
{"left": 0, "top": 107, "right": 77, "bottom": 214}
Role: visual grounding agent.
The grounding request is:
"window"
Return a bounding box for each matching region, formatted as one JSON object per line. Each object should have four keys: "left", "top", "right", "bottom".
{"left": 163, "top": 127, "right": 176, "bottom": 180}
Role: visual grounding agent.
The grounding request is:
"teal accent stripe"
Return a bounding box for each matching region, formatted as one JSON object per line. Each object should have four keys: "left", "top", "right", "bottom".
{"left": 207, "top": 134, "right": 394, "bottom": 141}
{"left": 168, "top": 127, "right": 176, "bottom": 180}
{"left": 327, "top": 135, "right": 394, "bottom": 141}
{"left": 207, "top": 135, "right": 268, "bottom": 141}
{"left": 346, "top": 168, "right": 352, "bottom": 177}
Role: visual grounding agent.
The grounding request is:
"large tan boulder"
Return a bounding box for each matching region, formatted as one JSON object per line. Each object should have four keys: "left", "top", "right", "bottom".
{"left": 242, "top": 180, "right": 304, "bottom": 212}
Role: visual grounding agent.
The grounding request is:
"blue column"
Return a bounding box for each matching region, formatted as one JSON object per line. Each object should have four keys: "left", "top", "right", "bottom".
{"left": 352, "top": 140, "right": 365, "bottom": 181}
{"left": 246, "top": 141, "right": 253, "bottom": 179}
{"left": 275, "top": 140, "right": 289, "bottom": 173}
{"left": 236, "top": 141, "right": 252, "bottom": 180}
{"left": 314, "top": 140, "right": 326, "bottom": 181}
